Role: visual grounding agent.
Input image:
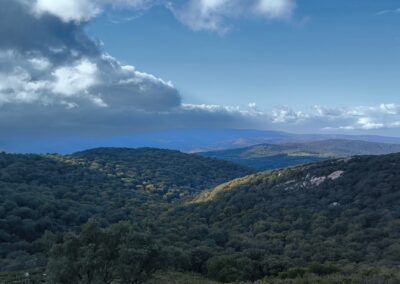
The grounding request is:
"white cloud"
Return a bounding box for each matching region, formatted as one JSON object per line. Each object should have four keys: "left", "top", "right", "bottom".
{"left": 171, "top": 0, "right": 296, "bottom": 32}
{"left": 312, "top": 104, "right": 400, "bottom": 131}
{"left": 182, "top": 103, "right": 267, "bottom": 118}
{"left": 0, "top": 54, "right": 107, "bottom": 107}
{"left": 51, "top": 59, "right": 99, "bottom": 96}
{"left": 335, "top": 117, "right": 400, "bottom": 131}
{"left": 31, "top": 0, "right": 296, "bottom": 32}
{"left": 168, "top": 0, "right": 231, "bottom": 33}
{"left": 179, "top": 103, "right": 400, "bottom": 132}
{"left": 33, "top": 0, "right": 151, "bottom": 22}
{"left": 3, "top": 1, "right": 400, "bottom": 137}
{"left": 378, "top": 104, "right": 400, "bottom": 115}
{"left": 377, "top": 8, "right": 400, "bottom": 16}
{"left": 256, "top": 0, "right": 296, "bottom": 19}
{"left": 34, "top": 0, "right": 101, "bottom": 22}
{"left": 343, "top": 118, "right": 385, "bottom": 130}
{"left": 0, "top": 50, "right": 180, "bottom": 111}
{"left": 182, "top": 103, "right": 241, "bottom": 113}
{"left": 0, "top": 0, "right": 298, "bottom": 137}
{"left": 28, "top": 57, "right": 51, "bottom": 70}
{"left": 271, "top": 106, "right": 308, "bottom": 123}
{"left": 248, "top": 102, "right": 257, "bottom": 108}
{"left": 0, "top": 67, "right": 45, "bottom": 105}
{"left": 0, "top": 0, "right": 181, "bottom": 113}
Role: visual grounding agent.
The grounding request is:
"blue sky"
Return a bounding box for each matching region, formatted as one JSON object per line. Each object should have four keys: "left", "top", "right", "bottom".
{"left": 0, "top": 0, "right": 400, "bottom": 144}
{"left": 86, "top": 0, "right": 400, "bottom": 109}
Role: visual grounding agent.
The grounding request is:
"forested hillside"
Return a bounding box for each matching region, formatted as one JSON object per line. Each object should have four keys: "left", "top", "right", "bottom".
{"left": 0, "top": 149, "right": 252, "bottom": 271}
{"left": 72, "top": 147, "right": 254, "bottom": 199}
{"left": 44, "top": 152, "right": 400, "bottom": 283}
{"left": 2, "top": 150, "right": 400, "bottom": 283}
{"left": 152, "top": 153, "right": 400, "bottom": 282}
{"left": 201, "top": 139, "right": 400, "bottom": 170}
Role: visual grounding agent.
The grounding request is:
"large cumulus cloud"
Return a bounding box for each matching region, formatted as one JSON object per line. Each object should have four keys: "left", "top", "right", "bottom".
{"left": 1, "top": 0, "right": 297, "bottom": 136}
{"left": 0, "top": 1, "right": 190, "bottom": 135}
{"left": 0, "top": 1, "right": 180, "bottom": 109}
{"left": 1, "top": 0, "right": 399, "bottom": 140}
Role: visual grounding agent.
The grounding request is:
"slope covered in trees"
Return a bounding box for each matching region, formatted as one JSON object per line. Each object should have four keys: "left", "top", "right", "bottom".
{"left": 72, "top": 147, "right": 254, "bottom": 199}
{"left": 3, "top": 149, "right": 400, "bottom": 282}
{"left": 201, "top": 139, "right": 400, "bottom": 170}
{"left": 0, "top": 148, "right": 252, "bottom": 271}
{"left": 151, "top": 153, "right": 400, "bottom": 282}
{"left": 46, "top": 153, "right": 400, "bottom": 283}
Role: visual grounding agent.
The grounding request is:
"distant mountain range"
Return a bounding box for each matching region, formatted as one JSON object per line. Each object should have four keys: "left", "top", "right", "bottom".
{"left": 3, "top": 128, "right": 400, "bottom": 153}
{"left": 200, "top": 139, "right": 400, "bottom": 170}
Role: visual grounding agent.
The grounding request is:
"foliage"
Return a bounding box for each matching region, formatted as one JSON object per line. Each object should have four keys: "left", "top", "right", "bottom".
{"left": 154, "top": 153, "right": 400, "bottom": 282}
{"left": 2, "top": 148, "right": 400, "bottom": 283}
{"left": 0, "top": 148, "right": 251, "bottom": 271}
{"left": 46, "top": 220, "right": 160, "bottom": 284}
{"left": 213, "top": 154, "right": 327, "bottom": 171}
{"left": 148, "top": 271, "right": 221, "bottom": 284}
{"left": 72, "top": 147, "right": 254, "bottom": 199}
{"left": 0, "top": 267, "right": 45, "bottom": 283}
{"left": 261, "top": 267, "right": 400, "bottom": 284}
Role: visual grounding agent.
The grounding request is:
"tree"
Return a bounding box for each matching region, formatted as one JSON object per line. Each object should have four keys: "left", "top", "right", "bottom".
{"left": 46, "top": 220, "right": 160, "bottom": 284}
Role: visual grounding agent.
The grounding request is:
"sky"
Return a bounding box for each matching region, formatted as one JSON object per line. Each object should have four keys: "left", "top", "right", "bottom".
{"left": 1, "top": 0, "right": 400, "bottom": 145}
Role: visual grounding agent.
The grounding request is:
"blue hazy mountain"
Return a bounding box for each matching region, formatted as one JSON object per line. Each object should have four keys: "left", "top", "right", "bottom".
{"left": 200, "top": 139, "right": 400, "bottom": 170}
{"left": 2, "top": 128, "right": 400, "bottom": 154}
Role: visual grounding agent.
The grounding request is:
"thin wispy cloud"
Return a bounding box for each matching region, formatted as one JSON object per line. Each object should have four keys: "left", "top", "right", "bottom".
{"left": 31, "top": 0, "right": 297, "bottom": 32}
{"left": 377, "top": 8, "right": 400, "bottom": 16}
{"left": 169, "top": 0, "right": 296, "bottom": 32}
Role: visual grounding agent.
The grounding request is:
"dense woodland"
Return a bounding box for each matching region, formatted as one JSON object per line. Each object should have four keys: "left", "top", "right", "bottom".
{"left": 0, "top": 148, "right": 252, "bottom": 272}
{"left": 154, "top": 153, "right": 400, "bottom": 282}
{"left": 72, "top": 148, "right": 255, "bottom": 199}
{"left": 1, "top": 148, "right": 400, "bottom": 283}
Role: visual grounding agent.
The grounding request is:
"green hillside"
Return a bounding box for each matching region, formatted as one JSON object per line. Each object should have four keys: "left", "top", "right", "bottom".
{"left": 72, "top": 147, "right": 254, "bottom": 199}
{"left": 0, "top": 148, "right": 252, "bottom": 272}
{"left": 201, "top": 139, "right": 400, "bottom": 170}
{"left": 45, "top": 152, "right": 400, "bottom": 283}
{"left": 152, "top": 153, "right": 400, "bottom": 282}
{"left": 3, "top": 149, "right": 400, "bottom": 283}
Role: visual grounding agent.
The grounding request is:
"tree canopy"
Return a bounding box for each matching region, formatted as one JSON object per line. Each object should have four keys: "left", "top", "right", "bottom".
{"left": 1, "top": 149, "right": 400, "bottom": 283}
